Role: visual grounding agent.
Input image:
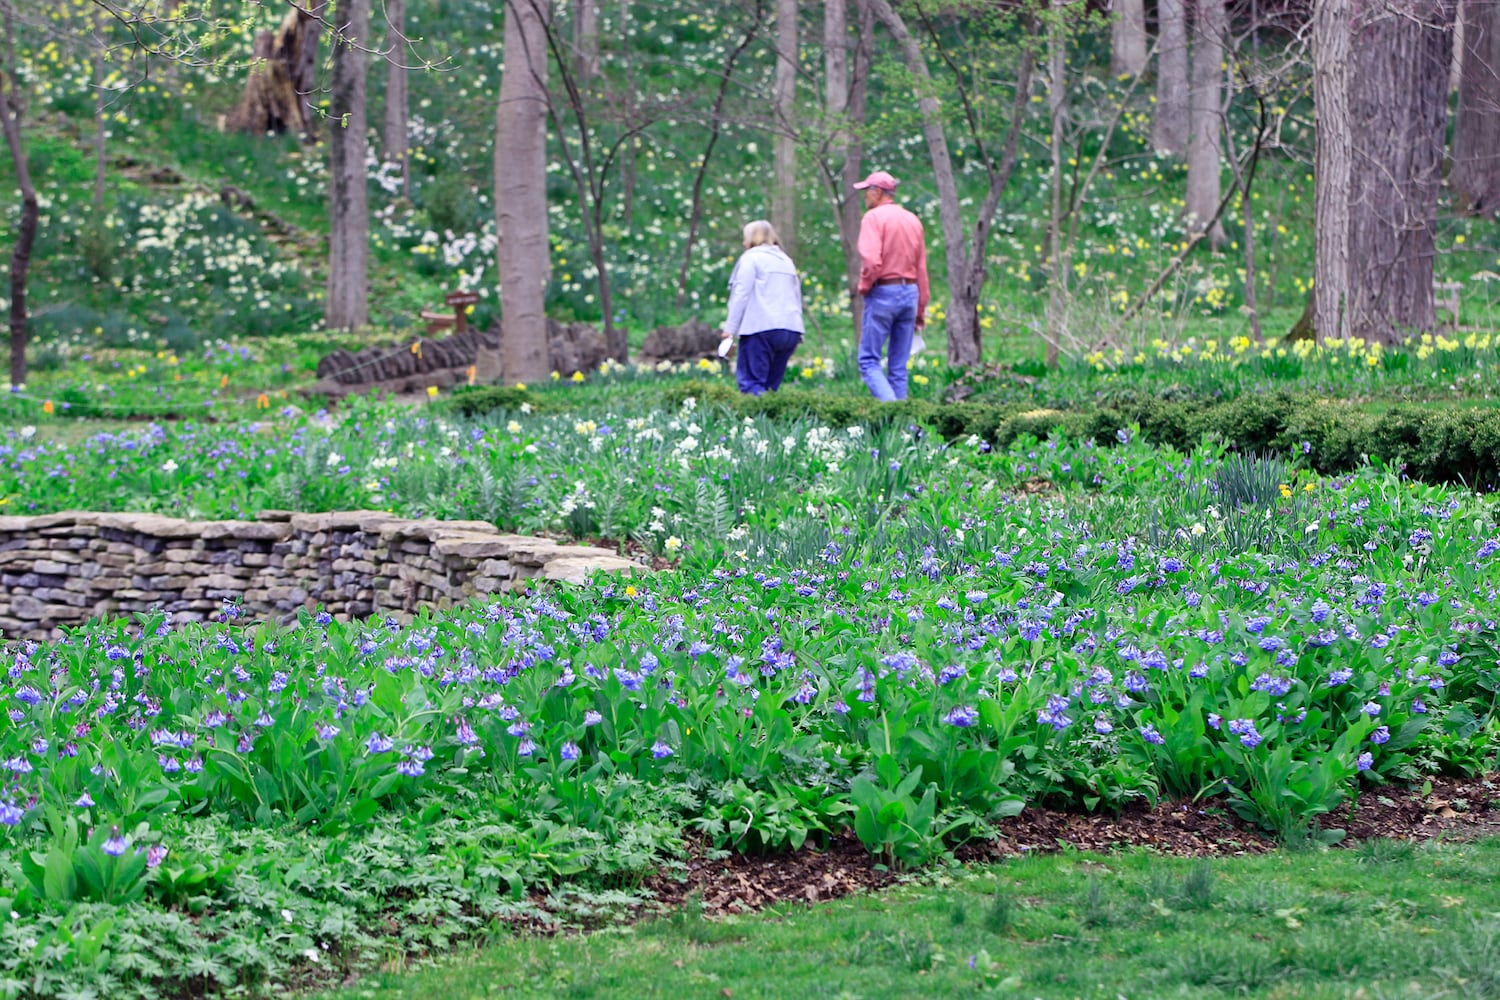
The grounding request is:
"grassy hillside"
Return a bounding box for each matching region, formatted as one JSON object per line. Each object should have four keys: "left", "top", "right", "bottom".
{"left": 3, "top": 0, "right": 1498, "bottom": 370}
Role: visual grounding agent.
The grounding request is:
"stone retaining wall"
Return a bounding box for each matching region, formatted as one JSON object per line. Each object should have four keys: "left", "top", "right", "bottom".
{"left": 0, "top": 511, "right": 646, "bottom": 640}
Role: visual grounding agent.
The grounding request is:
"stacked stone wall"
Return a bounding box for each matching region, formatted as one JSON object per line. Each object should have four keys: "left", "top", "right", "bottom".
{"left": 0, "top": 511, "right": 644, "bottom": 640}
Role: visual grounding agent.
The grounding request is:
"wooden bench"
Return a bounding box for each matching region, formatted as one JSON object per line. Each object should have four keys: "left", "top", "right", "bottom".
{"left": 423, "top": 291, "right": 480, "bottom": 335}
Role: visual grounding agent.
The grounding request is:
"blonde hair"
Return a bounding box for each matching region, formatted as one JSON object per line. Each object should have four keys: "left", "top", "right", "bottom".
{"left": 742, "top": 219, "right": 781, "bottom": 248}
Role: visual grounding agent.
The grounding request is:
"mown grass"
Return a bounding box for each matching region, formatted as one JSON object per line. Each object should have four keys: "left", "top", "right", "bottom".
{"left": 325, "top": 837, "right": 1500, "bottom": 1000}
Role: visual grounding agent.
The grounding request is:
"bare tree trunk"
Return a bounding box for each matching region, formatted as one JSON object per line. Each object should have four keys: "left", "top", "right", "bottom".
{"left": 0, "top": 0, "right": 37, "bottom": 389}
{"left": 1452, "top": 0, "right": 1466, "bottom": 91}
{"left": 496, "top": 0, "right": 552, "bottom": 382}
{"left": 867, "top": 0, "right": 968, "bottom": 361}
{"left": 1153, "top": 0, "right": 1189, "bottom": 154}
{"left": 1453, "top": 0, "right": 1500, "bottom": 215}
{"left": 773, "top": 0, "right": 798, "bottom": 258}
{"left": 1224, "top": 94, "right": 1269, "bottom": 341}
{"left": 295, "top": 0, "right": 327, "bottom": 138}
{"left": 1110, "top": 0, "right": 1147, "bottom": 77}
{"left": 326, "top": 0, "right": 370, "bottom": 331}
{"left": 383, "top": 0, "right": 408, "bottom": 194}
{"left": 573, "top": 0, "right": 599, "bottom": 84}
{"left": 1347, "top": 0, "right": 1454, "bottom": 342}
{"left": 867, "top": 0, "right": 1030, "bottom": 367}
{"left": 826, "top": 0, "right": 847, "bottom": 120}
{"left": 617, "top": 0, "right": 635, "bottom": 226}
{"left": 1046, "top": 0, "right": 1067, "bottom": 369}
{"left": 91, "top": 7, "right": 107, "bottom": 210}
{"left": 1240, "top": 174, "right": 1262, "bottom": 343}
{"left": 833, "top": 0, "right": 871, "bottom": 337}
{"left": 1313, "top": 0, "right": 1352, "bottom": 341}
{"left": 1186, "top": 0, "right": 1226, "bottom": 247}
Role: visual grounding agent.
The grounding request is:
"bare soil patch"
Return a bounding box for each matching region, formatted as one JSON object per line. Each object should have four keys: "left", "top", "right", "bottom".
{"left": 645, "top": 776, "right": 1500, "bottom": 916}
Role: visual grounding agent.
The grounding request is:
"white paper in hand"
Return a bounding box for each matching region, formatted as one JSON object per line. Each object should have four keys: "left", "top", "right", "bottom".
{"left": 911, "top": 335, "right": 926, "bottom": 356}
{"left": 717, "top": 337, "right": 733, "bottom": 359}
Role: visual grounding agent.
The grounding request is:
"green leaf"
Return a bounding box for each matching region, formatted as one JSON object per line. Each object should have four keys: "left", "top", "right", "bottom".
{"left": 42, "top": 850, "right": 77, "bottom": 903}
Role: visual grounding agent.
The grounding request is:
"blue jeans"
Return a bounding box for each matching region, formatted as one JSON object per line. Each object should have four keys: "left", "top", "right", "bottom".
{"left": 859, "top": 284, "right": 917, "bottom": 401}
{"left": 736, "top": 328, "right": 802, "bottom": 396}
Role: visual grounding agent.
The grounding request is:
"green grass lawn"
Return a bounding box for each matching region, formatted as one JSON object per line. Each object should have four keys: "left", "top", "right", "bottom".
{"left": 323, "top": 838, "right": 1500, "bottom": 1000}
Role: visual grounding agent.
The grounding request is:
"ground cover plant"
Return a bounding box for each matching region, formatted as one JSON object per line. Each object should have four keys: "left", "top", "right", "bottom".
{"left": 8, "top": 374, "right": 1500, "bottom": 532}
{"left": 323, "top": 837, "right": 1500, "bottom": 1000}
{"left": 1, "top": 402, "right": 1499, "bottom": 994}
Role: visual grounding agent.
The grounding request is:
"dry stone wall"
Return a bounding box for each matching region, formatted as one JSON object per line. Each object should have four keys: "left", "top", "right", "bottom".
{"left": 0, "top": 511, "right": 646, "bottom": 640}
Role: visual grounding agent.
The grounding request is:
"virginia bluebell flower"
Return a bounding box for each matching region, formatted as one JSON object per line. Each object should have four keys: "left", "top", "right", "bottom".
{"left": 1227, "top": 718, "right": 1262, "bottom": 749}
{"left": 943, "top": 705, "right": 978, "bottom": 727}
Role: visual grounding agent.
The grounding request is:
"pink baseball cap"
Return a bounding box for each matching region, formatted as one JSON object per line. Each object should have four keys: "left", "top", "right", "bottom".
{"left": 853, "top": 170, "right": 899, "bottom": 191}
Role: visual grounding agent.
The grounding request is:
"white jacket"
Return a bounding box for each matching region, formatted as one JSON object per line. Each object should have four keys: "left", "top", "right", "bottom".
{"left": 724, "top": 245, "right": 805, "bottom": 337}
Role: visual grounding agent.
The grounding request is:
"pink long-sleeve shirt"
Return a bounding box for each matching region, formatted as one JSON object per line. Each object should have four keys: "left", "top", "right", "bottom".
{"left": 856, "top": 202, "right": 930, "bottom": 321}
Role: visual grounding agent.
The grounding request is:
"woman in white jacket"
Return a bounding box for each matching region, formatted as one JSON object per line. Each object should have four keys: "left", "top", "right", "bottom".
{"left": 721, "top": 220, "right": 805, "bottom": 396}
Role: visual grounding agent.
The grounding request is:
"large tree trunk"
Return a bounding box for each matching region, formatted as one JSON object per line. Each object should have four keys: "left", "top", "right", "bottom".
{"left": 1153, "top": 0, "right": 1189, "bottom": 154}
{"left": 325, "top": 0, "right": 370, "bottom": 331}
{"left": 1186, "top": 0, "right": 1226, "bottom": 247}
{"left": 1110, "top": 0, "right": 1148, "bottom": 77}
{"left": 383, "top": 0, "right": 408, "bottom": 193}
{"left": 1347, "top": 0, "right": 1455, "bottom": 342}
{"left": 295, "top": 0, "right": 326, "bottom": 138}
{"left": 573, "top": 0, "right": 599, "bottom": 84}
{"left": 773, "top": 0, "right": 798, "bottom": 258}
{"left": 225, "top": 8, "right": 316, "bottom": 135}
{"left": 1313, "top": 0, "right": 1352, "bottom": 341}
{"left": 1453, "top": 0, "right": 1500, "bottom": 215}
{"left": 496, "top": 0, "right": 552, "bottom": 383}
{"left": 0, "top": 0, "right": 37, "bottom": 389}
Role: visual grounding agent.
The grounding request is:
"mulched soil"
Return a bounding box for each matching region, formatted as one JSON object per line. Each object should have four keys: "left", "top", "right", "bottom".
{"left": 643, "top": 833, "right": 892, "bottom": 914}
{"left": 648, "top": 776, "right": 1500, "bottom": 916}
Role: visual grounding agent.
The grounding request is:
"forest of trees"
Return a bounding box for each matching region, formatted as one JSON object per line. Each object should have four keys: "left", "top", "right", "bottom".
{"left": 3, "top": 0, "right": 1499, "bottom": 384}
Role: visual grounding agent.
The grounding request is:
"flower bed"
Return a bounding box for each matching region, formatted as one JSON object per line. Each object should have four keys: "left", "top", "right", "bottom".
{"left": 1, "top": 422, "right": 1498, "bottom": 993}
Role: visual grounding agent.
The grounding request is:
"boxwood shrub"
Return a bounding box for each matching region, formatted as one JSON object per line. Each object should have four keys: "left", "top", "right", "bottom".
{"left": 447, "top": 381, "right": 1500, "bottom": 489}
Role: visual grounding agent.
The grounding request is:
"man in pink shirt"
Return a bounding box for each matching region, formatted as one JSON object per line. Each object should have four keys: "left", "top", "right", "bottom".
{"left": 853, "top": 170, "right": 929, "bottom": 401}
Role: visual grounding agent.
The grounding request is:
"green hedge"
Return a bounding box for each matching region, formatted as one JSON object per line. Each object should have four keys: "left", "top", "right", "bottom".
{"left": 443, "top": 385, "right": 569, "bottom": 417}
{"left": 445, "top": 382, "right": 1500, "bottom": 489}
